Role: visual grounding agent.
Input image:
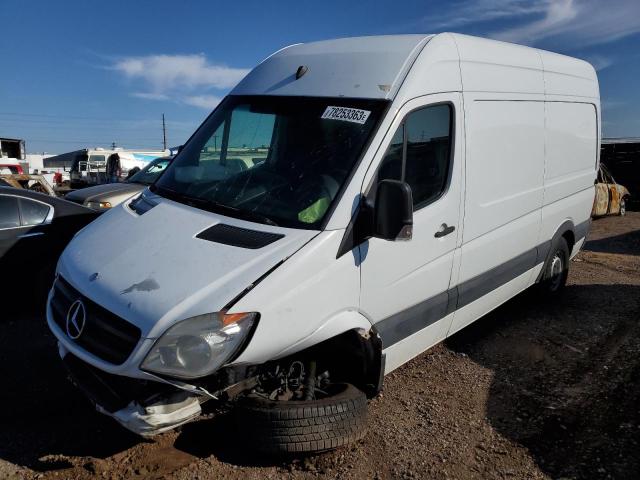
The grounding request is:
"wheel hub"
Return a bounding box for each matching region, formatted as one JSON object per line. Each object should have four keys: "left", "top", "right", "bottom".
{"left": 549, "top": 254, "right": 564, "bottom": 290}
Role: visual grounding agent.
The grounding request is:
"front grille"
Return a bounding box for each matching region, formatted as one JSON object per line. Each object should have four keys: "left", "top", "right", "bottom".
{"left": 50, "top": 277, "right": 141, "bottom": 365}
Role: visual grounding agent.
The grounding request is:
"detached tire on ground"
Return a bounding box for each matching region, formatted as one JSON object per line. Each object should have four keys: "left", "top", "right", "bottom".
{"left": 234, "top": 383, "right": 368, "bottom": 455}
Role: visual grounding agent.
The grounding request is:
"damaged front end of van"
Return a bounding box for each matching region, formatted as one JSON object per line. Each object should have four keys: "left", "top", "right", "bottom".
{"left": 52, "top": 294, "right": 262, "bottom": 437}
{"left": 45, "top": 186, "right": 317, "bottom": 436}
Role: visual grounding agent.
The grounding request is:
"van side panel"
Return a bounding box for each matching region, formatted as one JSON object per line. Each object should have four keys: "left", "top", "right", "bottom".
{"left": 447, "top": 98, "right": 545, "bottom": 335}
{"left": 543, "top": 102, "right": 598, "bottom": 206}
{"left": 538, "top": 101, "right": 598, "bottom": 253}
{"left": 460, "top": 99, "right": 545, "bottom": 265}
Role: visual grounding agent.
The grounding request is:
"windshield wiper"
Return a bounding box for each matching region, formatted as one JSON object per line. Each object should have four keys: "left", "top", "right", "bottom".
{"left": 153, "top": 185, "right": 280, "bottom": 227}
{"left": 206, "top": 201, "right": 280, "bottom": 227}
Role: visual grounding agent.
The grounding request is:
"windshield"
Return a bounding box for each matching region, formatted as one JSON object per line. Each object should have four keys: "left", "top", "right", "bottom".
{"left": 129, "top": 157, "right": 171, "bottom": 185}
{"left": 153, "top": 95, "right": 388, "bottom": 229}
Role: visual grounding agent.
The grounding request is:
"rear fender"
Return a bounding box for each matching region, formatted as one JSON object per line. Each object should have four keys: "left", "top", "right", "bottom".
{"left": 536, "top": 220, "right": 577, "bottom": 282}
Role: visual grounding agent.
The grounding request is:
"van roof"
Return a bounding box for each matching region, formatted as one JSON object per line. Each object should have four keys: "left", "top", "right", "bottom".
{"left": 231, "top": 35, "right": 434, "bottom": 100}
{"left": 231, "top": 33, "right": 598, "bottom": 101}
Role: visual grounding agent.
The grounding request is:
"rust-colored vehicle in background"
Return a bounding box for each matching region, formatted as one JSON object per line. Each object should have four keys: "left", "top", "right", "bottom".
{"left": 0, "top": 174, "right": 56, "bottom": 196}
{"left": 592, "top": 164, "right": 630, "bottom": 217}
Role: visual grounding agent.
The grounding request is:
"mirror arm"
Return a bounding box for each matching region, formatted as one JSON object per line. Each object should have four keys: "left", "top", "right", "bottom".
{"left": 335, "top": 198, "right": 375, "bottom": 259}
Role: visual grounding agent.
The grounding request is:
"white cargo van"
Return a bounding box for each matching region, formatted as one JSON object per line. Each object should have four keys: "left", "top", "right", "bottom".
{"left": 47, "top": 33, "right": 599, "bottom": 454}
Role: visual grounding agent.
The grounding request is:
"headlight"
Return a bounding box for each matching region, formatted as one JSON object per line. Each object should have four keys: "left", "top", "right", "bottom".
{"left": 86, "top": 201, "right": 112, "bottom": 209}
{"left": 141, "top": 312, "right": 258, "bottom": 379}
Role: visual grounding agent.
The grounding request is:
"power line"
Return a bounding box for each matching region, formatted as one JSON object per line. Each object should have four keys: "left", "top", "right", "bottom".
{"left": 26, "top": 138, "right": 167, "bottom": 147}
{"left": 0, "top": 118, "right": 194, "bottom": 132}
{"left": 0, "top": 113, "right": 197, "bottom": 133}
{"left": 0, "top": 111, "right": 161, "bottom": 122}
{"left": 20, "top": 136, "right": 174, "bottom": 143}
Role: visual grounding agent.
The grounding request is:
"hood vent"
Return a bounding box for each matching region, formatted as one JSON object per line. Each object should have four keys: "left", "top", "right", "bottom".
{"left": 196, "top": 224, "right": 284, "bottom": 249}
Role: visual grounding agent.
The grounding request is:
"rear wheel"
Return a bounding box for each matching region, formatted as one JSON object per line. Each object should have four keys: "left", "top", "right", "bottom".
{"left": 619, "top": 197, "right": 626, "bottom": 216}
{"left": 234, "top": 382, "right": 368, "bottom": 455}
{"left": 539, "top": 237, "right": 569, "bottom": 294}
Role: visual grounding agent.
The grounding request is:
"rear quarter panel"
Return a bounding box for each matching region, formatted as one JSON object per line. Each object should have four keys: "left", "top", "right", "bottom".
{"left": 540, "top": 102, "right": 598, "bottom": 243}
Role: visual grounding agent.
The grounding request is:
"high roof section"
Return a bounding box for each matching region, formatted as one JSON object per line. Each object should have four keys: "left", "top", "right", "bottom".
{"left": 231, "top": 35, "right": 433, "bottom": 100}
{"left": 231, "top": 33, "right": 599, "bottom": 102}
{"left": 451, "top": 33, "right": 598, "bottom": 99}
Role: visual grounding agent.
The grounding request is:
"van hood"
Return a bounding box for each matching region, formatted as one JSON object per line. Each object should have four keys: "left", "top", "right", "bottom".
{"left": 58, "top": 195, "right": 318, "bottom": 338}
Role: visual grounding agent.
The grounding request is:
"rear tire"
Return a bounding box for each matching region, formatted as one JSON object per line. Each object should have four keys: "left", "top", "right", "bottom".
{"left": 538, "top": 237, "right": 569, "bottom": 294}
{"left": 619, "top": 197, "right": 626, "bottom": 216}
{"left": 234, "top": 383, "right": 367, "bottom": 455}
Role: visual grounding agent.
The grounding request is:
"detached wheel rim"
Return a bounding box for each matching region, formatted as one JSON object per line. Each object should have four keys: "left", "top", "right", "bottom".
{"left": 549, "top": 253, "right": 564, "bottom": 291}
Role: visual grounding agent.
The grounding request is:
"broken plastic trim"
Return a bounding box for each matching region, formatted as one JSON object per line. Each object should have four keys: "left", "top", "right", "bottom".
{"left": 96, "top": 391, "right": 202, "bottom": 437}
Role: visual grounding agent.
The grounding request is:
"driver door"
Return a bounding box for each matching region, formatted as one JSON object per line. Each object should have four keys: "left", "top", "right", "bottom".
{"left": 359, "top": 93, "right": 464, "bottom": 372}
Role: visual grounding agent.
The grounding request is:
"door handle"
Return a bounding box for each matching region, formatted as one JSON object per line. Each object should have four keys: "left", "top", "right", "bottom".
{"left": 434, "top": 223, "right": 455, "bottom": 238}
{"left": 18, "top": 231, "right": 44, "bottom": 239}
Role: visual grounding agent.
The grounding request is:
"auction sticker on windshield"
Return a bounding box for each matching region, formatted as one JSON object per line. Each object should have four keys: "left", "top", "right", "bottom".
{"left": 321, "top": 106, "right": 371, "bottom": 124}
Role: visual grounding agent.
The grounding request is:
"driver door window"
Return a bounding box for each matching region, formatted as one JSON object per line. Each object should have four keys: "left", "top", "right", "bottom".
{"left": 377, "top": 104, "right": 453, "bottom": 210}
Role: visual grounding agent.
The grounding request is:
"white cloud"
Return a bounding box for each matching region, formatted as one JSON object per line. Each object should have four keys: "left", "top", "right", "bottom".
{"left": 585, "top": 55, "right": 614, "bottom": 72}
{"left": 183, "top": 95, "right": 222, "bottom": 109}
{"left": 113, "top": 54, "right": 249, "bottom": 92}
{"left": 489, "top": 0, "right": 640, "bottom": 47}
{"left": 131, "top": 92, "right": 170, "bottom": 101}
{"left": 422, "top": 0, "right": 640, "bottom": 48}
{"left": 112, "top": 54, "right": 248, "bottom": 109}
{"left": 430, "top": 0, "right": 547, "bottom": 29}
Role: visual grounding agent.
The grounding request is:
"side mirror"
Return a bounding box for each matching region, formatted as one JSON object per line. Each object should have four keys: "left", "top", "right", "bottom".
{"left": 373, "top": 179, "right": 413, "bottom": 241}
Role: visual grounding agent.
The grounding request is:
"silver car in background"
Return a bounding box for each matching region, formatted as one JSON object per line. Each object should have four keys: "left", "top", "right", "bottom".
{"left": 65, "top": 156, "right": 172, "bottom": 210}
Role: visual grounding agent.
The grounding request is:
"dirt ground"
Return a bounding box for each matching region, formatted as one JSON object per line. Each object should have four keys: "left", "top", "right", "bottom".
{"left": 1, "top": 213, "right": 639, "bottom": 480}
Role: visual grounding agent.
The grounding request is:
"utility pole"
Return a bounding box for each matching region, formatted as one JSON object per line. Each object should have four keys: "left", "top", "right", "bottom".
{"left": 111, "top": 141, "right": 117, "bottom": 149}
{"left": 162, "top": 113, "right": 167, "bottom": 151}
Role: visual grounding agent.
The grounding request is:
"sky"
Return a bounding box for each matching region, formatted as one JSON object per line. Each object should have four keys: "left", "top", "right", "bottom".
{"left": 1, "top": 0, "right": 639, "bottom": 154}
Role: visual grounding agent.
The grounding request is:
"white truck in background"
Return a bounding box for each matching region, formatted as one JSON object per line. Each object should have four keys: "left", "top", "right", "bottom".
{"left": 42, "top": 148, "right": 168, "bottom": 188}
{"left": 0, "top": 137, "right": 28, "bottom": 173}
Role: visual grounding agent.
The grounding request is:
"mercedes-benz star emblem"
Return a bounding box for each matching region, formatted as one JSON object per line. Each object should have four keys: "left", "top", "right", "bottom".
{"left": 66, "top": 299, "right": 86, "bottom": 340}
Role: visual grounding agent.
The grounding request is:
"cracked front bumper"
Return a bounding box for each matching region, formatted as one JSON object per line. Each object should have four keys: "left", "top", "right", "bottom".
{"left": 96, "top": 393, "right": 202, "bottom": 437}
{"left": 61, "top": 346, "right": 203, "bottom": 437}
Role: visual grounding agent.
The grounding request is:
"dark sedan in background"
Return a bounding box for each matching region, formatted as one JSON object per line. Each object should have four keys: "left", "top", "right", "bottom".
{"left": 0, "top": 187, "right": 99, "bottom": 309}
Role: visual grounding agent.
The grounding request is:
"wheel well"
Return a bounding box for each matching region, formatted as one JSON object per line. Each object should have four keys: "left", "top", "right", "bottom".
{"left": 273, "top": 328, "right": 384, "bottom": 398}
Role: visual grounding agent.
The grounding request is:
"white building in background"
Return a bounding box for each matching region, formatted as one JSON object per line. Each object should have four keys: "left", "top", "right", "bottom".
{"left": 26, "top": 153, "right": 55, "bottom": 172}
